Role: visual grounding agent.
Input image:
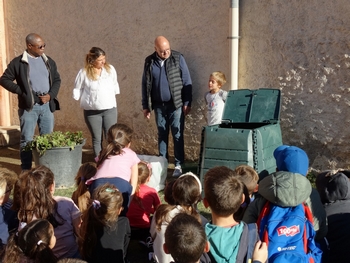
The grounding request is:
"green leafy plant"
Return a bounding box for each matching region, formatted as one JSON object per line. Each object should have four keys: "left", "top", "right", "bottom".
{"left": 24, "top": 131, "right": 85, "bottom": 156}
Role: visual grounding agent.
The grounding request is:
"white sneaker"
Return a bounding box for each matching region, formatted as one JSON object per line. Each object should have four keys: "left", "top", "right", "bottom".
{"left": 172, "top": 166, "right": 182, "bottom": 177}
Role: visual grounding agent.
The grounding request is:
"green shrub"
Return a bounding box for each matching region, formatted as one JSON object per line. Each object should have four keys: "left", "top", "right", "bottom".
{"left": 306, "top": 170, "right": 318, "bottom": 188}
{"left": 24, "top": 131, "right": 84, "bottom": 156}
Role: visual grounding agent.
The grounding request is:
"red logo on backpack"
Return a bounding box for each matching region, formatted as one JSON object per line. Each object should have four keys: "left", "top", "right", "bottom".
{"left": 257, "top": 202, "right": 323, "bottom": 263}
{"left": 277, "top": 225, "right": 300, "bottom": 237}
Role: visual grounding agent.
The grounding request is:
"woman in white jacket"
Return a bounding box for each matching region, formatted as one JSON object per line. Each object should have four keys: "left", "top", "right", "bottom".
{"left": 73, "top": 47, "right": 120, "bottom": 157}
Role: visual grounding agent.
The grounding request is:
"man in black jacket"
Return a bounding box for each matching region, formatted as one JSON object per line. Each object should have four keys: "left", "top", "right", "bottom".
{"left": 142, "top": 36, "right": 192, "bottom": 177}
{"left": 0, "top": 33, "right": 61, "bottom": 170}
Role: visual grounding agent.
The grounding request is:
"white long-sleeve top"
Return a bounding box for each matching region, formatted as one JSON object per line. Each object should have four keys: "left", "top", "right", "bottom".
{"left": 73, "top": 65, "right": 120, "bottom": 110}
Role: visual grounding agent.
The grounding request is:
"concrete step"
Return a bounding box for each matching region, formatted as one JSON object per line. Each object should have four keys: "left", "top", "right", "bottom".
{"left": 0, "top": 125, "right": 20, "bottom": 146}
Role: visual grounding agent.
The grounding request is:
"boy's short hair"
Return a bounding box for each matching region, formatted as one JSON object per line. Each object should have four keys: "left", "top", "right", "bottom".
{"left": 211, "top": 71, "right": 227, "bottom": 87}
{"left": 204, "top": 166, "right": 244, "bottom": 216}
{"left": 234, "top": 165, "right": 259, "bottom": 195}
{"left": 165, "top": 213, "right": 207, "bottom": 263}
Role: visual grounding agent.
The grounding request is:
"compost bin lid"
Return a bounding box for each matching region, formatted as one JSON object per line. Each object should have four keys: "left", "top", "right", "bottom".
{"left": 222, "top": 88, "right": 281, "bottom": 123}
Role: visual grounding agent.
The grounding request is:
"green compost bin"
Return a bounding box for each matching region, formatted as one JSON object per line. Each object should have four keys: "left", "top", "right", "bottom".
{"left": 198, "top": 88, "right": 282, "bottom": 187}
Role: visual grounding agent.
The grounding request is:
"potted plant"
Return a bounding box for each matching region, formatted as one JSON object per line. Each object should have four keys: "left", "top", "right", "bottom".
{"left": 25, "top": 131, "right": 86, "bottom": 188}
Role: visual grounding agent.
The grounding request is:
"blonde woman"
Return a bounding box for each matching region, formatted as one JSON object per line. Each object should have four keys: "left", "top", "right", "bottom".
{"left": 73, "top": 47, "right": 120, "bottom": 157}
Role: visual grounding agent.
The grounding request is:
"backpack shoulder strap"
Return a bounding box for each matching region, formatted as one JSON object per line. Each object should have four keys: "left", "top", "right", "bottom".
{"left": 235, "top": 223, "right": 249, "bottom": 263}
{"left": 256, "top": 201, "right": 271, "bottom": 243}
{"left": 206, "top": 250, "right": 217, "bottom": 263}
{"left": 246, "top": 223, "right": 258, "bottom": 263}
{"left": 235, "top": 222, "right": 259, "bottom": 263}
{"left": 256, "top": 200, "right": 270, "bottom": 227}
{"left": 303, "top": 203, "right": 314, "bottom": 224}
{"left": 302, "top": 202, "right": 322, "bottom": 257}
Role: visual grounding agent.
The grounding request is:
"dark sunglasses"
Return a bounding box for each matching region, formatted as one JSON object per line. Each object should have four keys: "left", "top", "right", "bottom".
{"left": 30, "top": 43, "right": 46, "bottom": 49}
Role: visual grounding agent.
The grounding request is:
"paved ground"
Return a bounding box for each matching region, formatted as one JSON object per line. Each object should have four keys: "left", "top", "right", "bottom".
{"left": 0, "top": 143, "right": 96, "bottom": 174}
{"left": 0, "top": 144, "right": 30, "bottom": 174}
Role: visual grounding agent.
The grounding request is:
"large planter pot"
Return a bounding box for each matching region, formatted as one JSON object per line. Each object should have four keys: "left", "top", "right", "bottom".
{"left": 32, "top": 141, "right": 85, "bottom": 188}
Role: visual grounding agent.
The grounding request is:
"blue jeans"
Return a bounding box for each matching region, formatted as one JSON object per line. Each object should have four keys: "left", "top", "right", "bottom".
{"left": 19, "top": 103, "right": 54, "bottom": 170}
{"left": 84, "top": 107, "right": 117, "bottom": 157}
{"left": 154, "top": 104, "right": 184, "bottom": 166}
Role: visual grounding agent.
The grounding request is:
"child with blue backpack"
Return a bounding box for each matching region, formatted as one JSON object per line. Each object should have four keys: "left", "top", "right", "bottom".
{"left": 203, "top": 166, "right": 267, "bottom": 263}
{"left": 242, "top": 145, "right": 325, "bottom": 262}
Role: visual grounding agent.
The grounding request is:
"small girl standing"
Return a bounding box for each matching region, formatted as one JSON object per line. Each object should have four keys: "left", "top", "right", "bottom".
{"left": 3, "top": 219, "right": 57, "bottom": 263}
{"left": 86, "top": 123, "right": 140, "bottom": 195}
{"left": 79, "top": 183, "right": 131, "bottom": 263}
{"left": 126, "top": 161, "right": 161, "bottom": 242}
{"left": 205, "top": 71, "right": 228, "bottom": 125}
{"left": 71, "top": 162, "right": 97, "bottom": 213}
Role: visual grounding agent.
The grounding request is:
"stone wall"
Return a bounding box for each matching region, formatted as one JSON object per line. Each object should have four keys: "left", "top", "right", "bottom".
{"left": 3, "top": 1, "right": 350, "bottom": 170}
{"left": 239, "top": 1, "right": 350, "bottom": 170}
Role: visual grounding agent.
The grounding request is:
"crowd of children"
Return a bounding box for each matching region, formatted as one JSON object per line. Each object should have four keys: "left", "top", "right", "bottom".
{"left": 0, "top": 119, "right": 349, "bottom": 263}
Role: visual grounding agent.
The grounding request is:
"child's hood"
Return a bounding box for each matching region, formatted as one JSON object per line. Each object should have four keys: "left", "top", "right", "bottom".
{"left": 258, "top": 171, "right": 312, "bottom": 207}
{"left": 205, "top": 222, "right": 244, "bottom": 263}
{"left": 316, "top": 170, "right": 350, "bottom": 203}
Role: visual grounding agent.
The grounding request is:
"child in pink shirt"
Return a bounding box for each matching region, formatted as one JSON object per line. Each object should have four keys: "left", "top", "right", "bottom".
{"left": 86, "top": 123, "right": 140, "bottom": 194}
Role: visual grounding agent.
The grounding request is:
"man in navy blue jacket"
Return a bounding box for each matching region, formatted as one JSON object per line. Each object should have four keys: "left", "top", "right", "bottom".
{"left": 142, "top": 36, "right": 192, "bottom": 177}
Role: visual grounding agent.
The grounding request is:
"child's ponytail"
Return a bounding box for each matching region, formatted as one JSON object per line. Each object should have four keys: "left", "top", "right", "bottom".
{"left": 155, "top": 204, "right": 177, "bottom": 231}
{"left": 133, "top": 161, "right": 152, "bottom": 208}
{"left": 79, "top": 183, "right": 123, "bottom": 260}
{"left": 96, "top": 141, "right": 123, "bottom": 167}
{"left": 72, "top": 162, "right": 97, "bottom": 213}
{"left": 96, "top": 123, "right": 133, "bottom": 167}
{"left": 34, "top": 243, "right": 58, "bottom": 263}
{"left": 3, "top": 233, "right": 22, "bottom": 263}
{"left": 3, "top": 219, "right": 57, "bottom": 263}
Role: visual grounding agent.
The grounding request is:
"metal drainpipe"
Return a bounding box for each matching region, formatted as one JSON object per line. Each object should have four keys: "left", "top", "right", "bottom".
{"left": 229, "top": 0, "right": 239, "bottom": 90}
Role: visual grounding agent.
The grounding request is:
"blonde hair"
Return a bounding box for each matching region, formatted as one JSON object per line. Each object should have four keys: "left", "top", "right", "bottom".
{"left": 234, "top": 165, "right": 259, "bottom": 195}
{"left": 84, "top": 47, "right": 111, "bottom": 80}
{"left": 211, "top": 71, "right": 227, "bottom": 87}
{"left": 0, "top": 167, "right": 18, "bottom": 193}
{"left": 132, "top": 161, "right": 152, "bottom": 208}
{"left": 71, "top": 162, "right": 97, "bottom": 213}
{"left": 0, "top": 176, "right": 6, "bottom": 197}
